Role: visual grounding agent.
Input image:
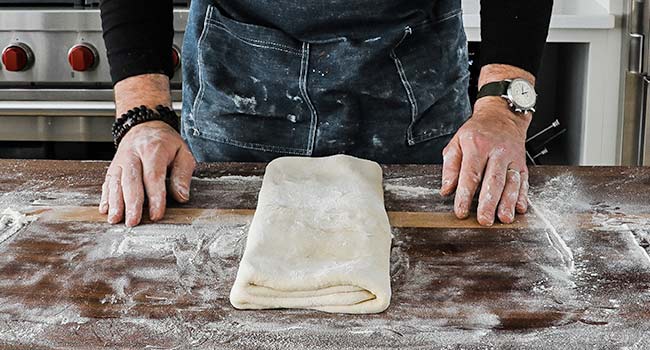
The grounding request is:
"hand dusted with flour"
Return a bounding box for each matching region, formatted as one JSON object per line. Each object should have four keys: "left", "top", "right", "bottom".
{"left": 229, "top": 155, "right": 392, "bottom": 314}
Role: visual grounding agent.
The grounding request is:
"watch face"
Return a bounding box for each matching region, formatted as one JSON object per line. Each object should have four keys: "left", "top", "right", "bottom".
{"left": 508, "top": 79, "right": 537, "bottom": 110}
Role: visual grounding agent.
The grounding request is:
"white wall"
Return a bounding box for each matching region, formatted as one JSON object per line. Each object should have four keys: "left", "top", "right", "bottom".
{"left": 595, "top": 0, "right": 624, "bottom": 14}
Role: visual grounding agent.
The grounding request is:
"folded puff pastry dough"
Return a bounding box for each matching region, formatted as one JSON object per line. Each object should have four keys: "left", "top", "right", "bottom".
{"left": 229, "top": 154, "right": 392, "bottom": 314}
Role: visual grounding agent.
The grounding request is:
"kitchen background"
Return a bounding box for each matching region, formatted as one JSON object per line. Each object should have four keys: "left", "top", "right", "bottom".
{"left": 0, "top": 0, "right": 646, "bottom": 166}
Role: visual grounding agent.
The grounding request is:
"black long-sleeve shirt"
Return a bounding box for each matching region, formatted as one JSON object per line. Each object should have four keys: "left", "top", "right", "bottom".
{"left": 100, "top": 0, "right": 553, "bottom": 85}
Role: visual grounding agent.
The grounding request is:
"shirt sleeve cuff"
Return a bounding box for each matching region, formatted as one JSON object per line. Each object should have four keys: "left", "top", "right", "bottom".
{"left": 107, "top": 48, "right": 175, "bottom": 86}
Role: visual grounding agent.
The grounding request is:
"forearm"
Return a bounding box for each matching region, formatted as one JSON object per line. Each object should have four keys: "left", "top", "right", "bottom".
{"left": 114, "top": 73, "right": 172, "bottom": 118}
{"left": 478, "top": 64, "right": 535, "bottom": 89}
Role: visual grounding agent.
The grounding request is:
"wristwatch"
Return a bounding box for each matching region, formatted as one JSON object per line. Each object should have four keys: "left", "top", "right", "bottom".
{"left": 477, "top": 78, "right": 537, "bottom": 114}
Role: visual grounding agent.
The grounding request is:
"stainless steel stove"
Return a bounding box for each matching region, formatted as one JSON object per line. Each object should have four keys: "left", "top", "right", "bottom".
{"left": 0, "top": 1, "right": 188, "bottom": 158}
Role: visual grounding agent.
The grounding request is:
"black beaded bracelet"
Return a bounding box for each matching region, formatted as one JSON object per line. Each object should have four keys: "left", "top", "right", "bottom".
{"left": 112, "top": 105, "right": 180, "bottom": 148}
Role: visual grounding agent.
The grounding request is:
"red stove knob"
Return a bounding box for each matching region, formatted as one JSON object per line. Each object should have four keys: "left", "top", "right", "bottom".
{"left": 2, "top": 44, "right": 34, "bottom": 72}
{"left": 171, "top": 46, "right": 181, "bottom": 71}
{"left": 68, "top": 44, "right": 98, "bottom": 72}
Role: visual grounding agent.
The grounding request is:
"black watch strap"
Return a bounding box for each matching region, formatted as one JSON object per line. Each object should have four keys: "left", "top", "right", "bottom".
{"left": 477, "top": 81, "right": 510, "bottom": 99}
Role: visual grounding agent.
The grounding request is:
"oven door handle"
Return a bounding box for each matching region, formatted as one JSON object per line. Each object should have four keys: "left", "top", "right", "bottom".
{"left": 0, "top": 101, "right": 182, "bottom": 117}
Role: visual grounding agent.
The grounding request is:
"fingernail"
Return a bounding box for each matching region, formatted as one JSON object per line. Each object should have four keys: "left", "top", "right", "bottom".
{"left": 179, "top": 188, "right": 189, "bottom": 201}
{"left": 99, "top": 202, "right": 107, "bottom": 213}
{"left": 149, "top": 208, "right": 159, "bottom": 221}
{"left": 126, "top": 213, "right": 137, "bottom": 226}
{"left": 108, "top": 208, "right": 118, "bottom": 223}
{"left": 480, "top": 214, "right": 494, "bottom": 226}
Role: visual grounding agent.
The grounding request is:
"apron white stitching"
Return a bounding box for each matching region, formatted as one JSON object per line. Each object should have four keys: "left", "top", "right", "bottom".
{"left": 300, "top": 42, "right": 319, "bottom": 155}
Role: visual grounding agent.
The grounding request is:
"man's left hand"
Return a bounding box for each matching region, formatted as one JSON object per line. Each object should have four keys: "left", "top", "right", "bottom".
{"left": 439, "top": 64, "right": 535, "bottom": 226}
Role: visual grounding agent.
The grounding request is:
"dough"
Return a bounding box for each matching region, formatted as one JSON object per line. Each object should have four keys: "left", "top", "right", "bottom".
{"left": 229, "top": 154, "right": 392, "bottom": 314}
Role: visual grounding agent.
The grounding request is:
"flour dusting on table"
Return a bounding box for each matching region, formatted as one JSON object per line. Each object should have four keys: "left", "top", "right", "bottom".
{"left": 0, "top": 208, "right": 33, "bottom": 245}
{"left": 192, "top": 175, "right": 263, "bottom": 183}
{"left": 1, "top": 164, "right": 650, "bottom": 349}
{"left": 384, "top": 184, "right": 437, "bottom": 198}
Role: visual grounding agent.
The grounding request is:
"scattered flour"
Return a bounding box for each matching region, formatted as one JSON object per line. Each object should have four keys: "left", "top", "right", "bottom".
{"left": 383, "top": 175, "right": 439, "bottom": 199}
{"left": 0, "top": 299, "right": 89, "bottom": 326}
{"left": 232, "top": 95, "right": 257, "bottom": 113}
{"left": 529, "top": 203, "right": 575, "bottom": 272}
{"left": 0, "top": 180, "right": 94, "bottom": 209}
{"left": 384, "top": 184, "right": 438, "bottom": 198}
{"left": 526, "top": 174, "right": 583, "bottom": 276}
{"left": 591, "top": 213, "right": 650, "bottom": 267}
{"left": 0, "top": 208, "right": 34, "bottom": 245}
{"left": 528, "top": 171, "right": 650, "bottom": 326}
{"left": 1, "top": 168, "right": 650, "bottom": 348}
{"left": 191, "top": 175, "right": 263, "bottom": 183}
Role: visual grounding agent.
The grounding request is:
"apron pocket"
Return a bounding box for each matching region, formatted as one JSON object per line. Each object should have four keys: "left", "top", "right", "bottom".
{"left": 390, "top": 7, "right": 471, "bottom": 146}
{"left": 191, "top": 5, "right": 316, "bottom": 155}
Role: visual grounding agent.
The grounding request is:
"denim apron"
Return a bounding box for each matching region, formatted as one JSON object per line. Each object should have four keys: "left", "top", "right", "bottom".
{"left": 181, "top": 0, "right": 471, "bottom": 164}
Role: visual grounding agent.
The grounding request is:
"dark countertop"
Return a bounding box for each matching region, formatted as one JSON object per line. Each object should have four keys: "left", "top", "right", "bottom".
{"left": 0, "top": 160, "right": 649, "bottom": 349}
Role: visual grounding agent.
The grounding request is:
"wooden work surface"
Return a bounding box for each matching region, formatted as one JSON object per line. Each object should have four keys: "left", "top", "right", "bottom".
{"left": 0, "top": 160, "right": 649, "bottom": 349}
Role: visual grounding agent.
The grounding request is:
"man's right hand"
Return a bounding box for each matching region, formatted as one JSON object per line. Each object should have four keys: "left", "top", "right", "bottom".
{"left": 99, "top": 121, "right": 196, "bottom": 226}
{"left": 99, "top": 73, "right": 196, "bottom": 227}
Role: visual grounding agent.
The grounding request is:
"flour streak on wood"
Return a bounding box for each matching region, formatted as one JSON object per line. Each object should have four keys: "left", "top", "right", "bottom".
{"left": 529, "top": 203, "right": 575, "bottom": 272}
{"left": 0, "top": 208, "right": 34, "bottom": 245}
